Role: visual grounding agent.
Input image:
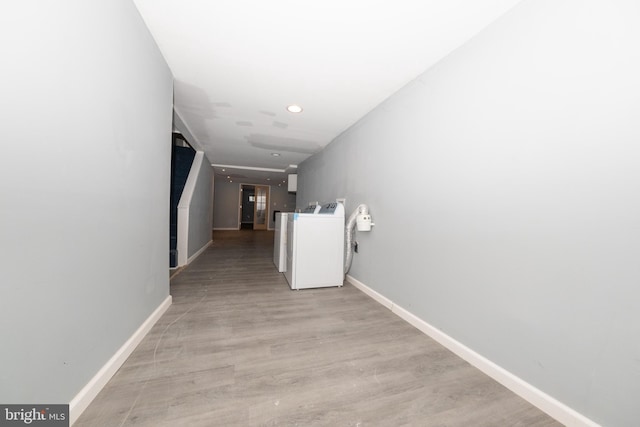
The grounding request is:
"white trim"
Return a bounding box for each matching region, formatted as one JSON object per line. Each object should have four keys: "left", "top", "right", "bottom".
{"left": 345, "top": 275, "right": 600, "bottom": 427}
{"left": 211, "top": 163, "right": 285, "bottom": 173}
{"left": 187, "top": 239, "right": 212, "bottom": 265}
{"left": 346, "top": 274, "right": 393, "bottom": 309}
{"left": 173, "top": 108, "right": 204, "bottom": 152}
{"left": 69, "top": 295, "right": 172, "bottom": 425}
{"left": 177, "top": 203, "right": 188, "bottom": 266}
{"left": 177, "top": 152, "right": 205, "bottom": 267}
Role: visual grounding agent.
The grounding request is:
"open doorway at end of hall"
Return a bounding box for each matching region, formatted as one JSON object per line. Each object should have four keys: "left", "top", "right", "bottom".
{"left": 239, "top": 184, "right": 269, "bottom": 230}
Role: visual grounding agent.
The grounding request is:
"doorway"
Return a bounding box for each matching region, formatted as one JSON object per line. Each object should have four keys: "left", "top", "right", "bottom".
{"left": 239, "top": 184, "right": 270, "bottom": 230}
{"left": 240, "top": 185, "right": 255, "bottom": 229}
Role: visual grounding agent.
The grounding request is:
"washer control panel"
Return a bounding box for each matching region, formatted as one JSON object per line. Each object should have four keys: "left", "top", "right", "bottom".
{"left": 318, "top": 202, "right": 343, "bottom": 215}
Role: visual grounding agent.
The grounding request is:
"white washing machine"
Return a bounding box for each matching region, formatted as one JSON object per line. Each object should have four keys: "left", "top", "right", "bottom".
{"left": 273, "top": 212, "right": 289, "bottom": 272}
{"left": 284, "top": 202, "right": 345, "bottom": 290}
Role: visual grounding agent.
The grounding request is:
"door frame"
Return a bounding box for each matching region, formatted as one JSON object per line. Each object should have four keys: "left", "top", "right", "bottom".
{"left": 252, "top": 185, "right": 270, "bottom": 230}
{"left": 237, "top": 183, "right": 271, "bottom": 230}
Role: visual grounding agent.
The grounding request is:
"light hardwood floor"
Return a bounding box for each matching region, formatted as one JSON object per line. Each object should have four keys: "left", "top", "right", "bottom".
{"left": 76, "top": 230, "right": 561, "bottom": 426}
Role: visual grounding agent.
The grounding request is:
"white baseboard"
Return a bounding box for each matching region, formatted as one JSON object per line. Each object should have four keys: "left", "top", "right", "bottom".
{"left": 69, "top": 295, "right": 172, "bottom": 425}
{"left": 345, "top": 275, "right": 599, "bottom": 427}
{"left": 186, "top": 239, "right": 212, "bottom": 265}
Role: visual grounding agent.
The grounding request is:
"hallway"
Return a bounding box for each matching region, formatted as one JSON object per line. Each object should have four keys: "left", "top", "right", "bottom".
{"left": 76, "top": 230, "right": 559, "bottom": 426}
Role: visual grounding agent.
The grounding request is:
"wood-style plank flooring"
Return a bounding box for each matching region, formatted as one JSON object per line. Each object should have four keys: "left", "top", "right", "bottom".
{"left": 76, "top": 230, "right": 560, "bottom": 426}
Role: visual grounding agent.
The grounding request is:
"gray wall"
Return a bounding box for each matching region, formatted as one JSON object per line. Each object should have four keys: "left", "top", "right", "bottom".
{"left": 0, "top": 0, "right": 173, "bottom": 404}
{"left": 185, "top": 153, "right": 214, "bottom": 258}
{"left": 297, "top": 1, "right": 640, "bottom": 426}
{"left": 213, "top": 180, "right": 296, "bottom": 230}
{"left": 269, "top": 185, "right": 297, "bottom": 229}
{"left": 213, "top": 181, "right": 241, "bottom": 229}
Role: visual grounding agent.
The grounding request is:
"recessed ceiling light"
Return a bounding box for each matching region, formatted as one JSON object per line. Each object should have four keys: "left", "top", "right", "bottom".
{"left": 286, "top": 104, "right": 303, "bottom": 113}
{"left": 222, "top": 168, "right": 226, "bottom": 172}
{"left": 267, "top": 178, "right": 271, "bottom": 181}
{"left": 226, "top": 175, "right": 230, "bottom": 178}
{"left": 271, "top": 153, "right": 281, "bottom": 157}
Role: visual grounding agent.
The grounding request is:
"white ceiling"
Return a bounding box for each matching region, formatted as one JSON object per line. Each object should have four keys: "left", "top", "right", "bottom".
{"left": 133, "top": 0, "right": 522, "bottom": 184}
